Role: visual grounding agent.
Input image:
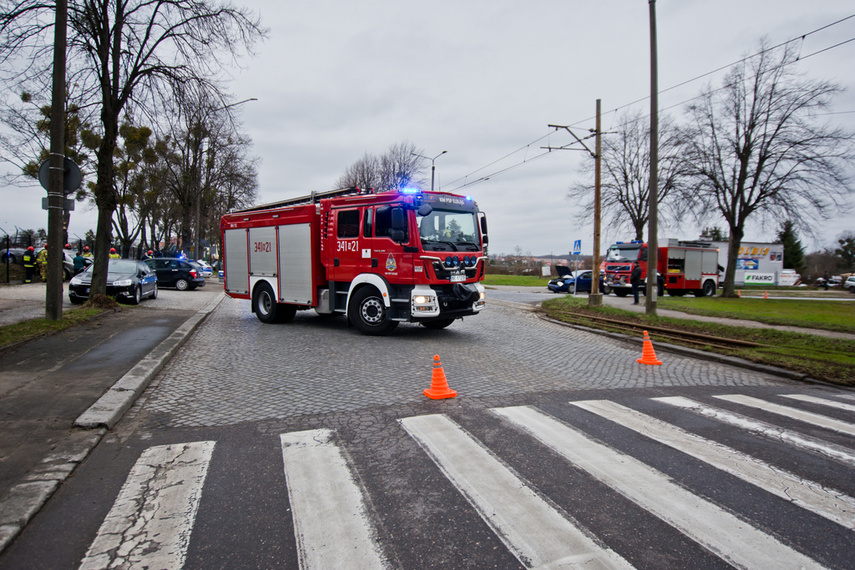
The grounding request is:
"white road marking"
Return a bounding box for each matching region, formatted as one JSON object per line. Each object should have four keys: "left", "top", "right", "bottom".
{"left": 715, "top": 394, "right": 855, "bottom": 436}
{"left": 572, "top": 399, "right": 855, "bottom": 530}
{"left": 399, "top": 414, "right": 632, "bottom": 569}
{"left": 493, "top": 405, "right": 824, "bottom": 570}
{"left": 79, "top": 441, "right": 215, "bottom": 570}
{"left": 654, "top": 396, "right": 855, "bottom": 468}
{"left": 280, "top": 429, "right": 387, "bottom": 570}
{"left": 781, "top": 393, "right": 855, "bottom": 413}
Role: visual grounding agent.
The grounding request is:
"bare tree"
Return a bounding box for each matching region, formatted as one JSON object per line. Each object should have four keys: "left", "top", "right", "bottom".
{"left": 0, "top": 0, "right": 265, "bottom": 295}
{"left": 569, "top": 110, "right": 687, "bottom": 241}
{"left": 682, "top": 38, "right": 855, "bottom": 296}
{"left": 336, "top": 141, "right": 426, "bottom": 192}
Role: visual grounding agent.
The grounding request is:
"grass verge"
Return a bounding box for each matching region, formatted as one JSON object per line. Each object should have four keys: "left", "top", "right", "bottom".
{"left": 0, "top": 296, "right": 118, "bottom": 351}
{"left": 483, "top": 274, "right": 552, "bottom": 287}
{"left": 657, "top": 296, "right": 855, "bottom": 334}
{"left": 542, "top": 295, "right": 855, "bottom": 386}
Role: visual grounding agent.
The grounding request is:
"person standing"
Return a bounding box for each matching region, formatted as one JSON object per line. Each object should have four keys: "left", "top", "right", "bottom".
{"left": 36, "top": 244, "right": 48, "bottom": 282}
{"left": 73, "top": 250, "right": 86, "bottom": 274}
{"left": 22, "top": 246, "right": 36, "bottom": 283}
{"left": 823, "top": 271, "right": 830, "bottom": 291}
{"left": 630, "top": 261, "right": 642, "bottom": 305}
{"left": 109, "top": 247, "right": 120, "bottom": 259}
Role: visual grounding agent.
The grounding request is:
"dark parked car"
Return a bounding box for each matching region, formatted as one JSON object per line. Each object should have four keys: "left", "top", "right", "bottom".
{"left": 145, "top": 257, "right": 206, "bottom": 290}
{"left": 0, "top": 247, "right": 26, "bottom": 264}
{"left": 548, "top": 267, "right": 605, "bottom": 294}
{"left": 69, "top": 258, "right": 157, "bottom": 304}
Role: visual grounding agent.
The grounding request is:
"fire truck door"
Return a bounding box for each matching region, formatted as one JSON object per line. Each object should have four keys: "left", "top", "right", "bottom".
{"left": 330, "top": 208, "right": 364, "bottom": 282}
{"left": 366, "top": 205, "right": 414, "bottom": 285}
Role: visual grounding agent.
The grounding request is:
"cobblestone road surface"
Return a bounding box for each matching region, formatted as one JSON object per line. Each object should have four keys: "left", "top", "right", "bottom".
{"left": 139, "top": 295, "right": 795, "bottom": 427}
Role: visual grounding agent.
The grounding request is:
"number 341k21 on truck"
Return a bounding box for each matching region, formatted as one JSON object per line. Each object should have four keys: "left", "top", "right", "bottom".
{"left": 220, "top": 187, "right": 488, "bottom": 335}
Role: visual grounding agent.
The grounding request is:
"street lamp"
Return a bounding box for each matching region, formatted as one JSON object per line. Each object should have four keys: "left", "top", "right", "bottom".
{"left": 412, "top": 150, "right": 447, "bottom": 192}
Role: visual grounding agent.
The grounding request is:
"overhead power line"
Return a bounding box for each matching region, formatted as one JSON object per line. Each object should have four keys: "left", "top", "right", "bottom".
{"left": 446, "top": 12, "right": 855, "bottom": 193}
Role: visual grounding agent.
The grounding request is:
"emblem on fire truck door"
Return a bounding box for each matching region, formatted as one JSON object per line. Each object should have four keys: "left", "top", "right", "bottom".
{"left": 386, "top": 253, "right": 397, "bottom": 272}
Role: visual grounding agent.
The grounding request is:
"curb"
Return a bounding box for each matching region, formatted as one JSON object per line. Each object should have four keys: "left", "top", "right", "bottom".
{"left": 74, "top": 292, "right": 225, "bottom": 429}
{"left": 0, "top": 293, "right": 224, "bottom": 556}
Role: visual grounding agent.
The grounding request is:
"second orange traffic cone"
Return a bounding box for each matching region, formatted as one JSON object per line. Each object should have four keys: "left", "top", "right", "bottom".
{"left": 424, "top": 354, "right": 457, "bottom": 399}
{"left": 637, "top": 330, "right": 662, "bottom": 365}
{"left": 763, "top": 291, "right": 769, "bottom": 299}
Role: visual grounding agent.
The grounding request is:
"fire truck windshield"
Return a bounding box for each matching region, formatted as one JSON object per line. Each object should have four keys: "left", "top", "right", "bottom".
{"left": 418, "top": 209, "right": 480, "bottom": 252}
{"left": 606, "top": 245, "right": 642, "bottom": 262}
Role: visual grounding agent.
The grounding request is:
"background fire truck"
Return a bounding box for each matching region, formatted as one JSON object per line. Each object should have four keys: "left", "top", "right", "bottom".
{"left": 220, "top": 187, "right": 487, "bottom": 335}
{"left": 601, "top": 239, "right": 719, "bottom": 297}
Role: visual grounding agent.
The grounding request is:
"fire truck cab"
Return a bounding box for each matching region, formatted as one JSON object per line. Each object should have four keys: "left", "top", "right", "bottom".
{"left": 220, "top": 187, "right": 488, "bottom": 335}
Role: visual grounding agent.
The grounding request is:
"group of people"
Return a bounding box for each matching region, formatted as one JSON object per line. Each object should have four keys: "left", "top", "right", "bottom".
{"left": 20, "top": 244, "right": 95, "bottom": 283}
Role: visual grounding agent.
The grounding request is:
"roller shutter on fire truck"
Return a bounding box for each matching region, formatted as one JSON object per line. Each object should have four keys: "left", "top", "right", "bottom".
{"left": 224, "top": 228, "right": 249, "bottom": 294}
{"left": 277, "top": 223, "right": 313, "bottom": 305}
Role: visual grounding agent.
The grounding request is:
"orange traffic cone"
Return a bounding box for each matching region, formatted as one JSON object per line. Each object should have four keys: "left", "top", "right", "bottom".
{"left": 637, "top": 330, "right": 662, "bottom": 365}
{"left": 424, "top": 354, "right": 457, "bottom": 399}
{"left": 737, "top": 290, "right": 741, "bottom": 297}
{"left": 763, "top": 291, "right": 769, "bottom": 299}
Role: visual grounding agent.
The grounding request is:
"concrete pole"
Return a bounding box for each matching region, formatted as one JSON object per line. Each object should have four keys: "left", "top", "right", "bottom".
{"left": 646, "top": 0, "right": 659, "bottom": 316}
{"left": 46, "top": 0, "right": 67, "bottom": 321}
{"left": 589, "top": 99, "right": 603, "bottom": 307}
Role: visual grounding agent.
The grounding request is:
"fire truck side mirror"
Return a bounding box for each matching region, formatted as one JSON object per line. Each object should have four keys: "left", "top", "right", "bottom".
{"left": 390, "top": 207, "right": 407, "bottom": 243}
{"left": 480, "top": 214, "right": 489, "bottom": 244}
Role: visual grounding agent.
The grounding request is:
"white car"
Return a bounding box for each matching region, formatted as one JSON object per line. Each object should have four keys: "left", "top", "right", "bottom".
{"left": 194, "top": 260, "right": 213, "bottom": 278}
{"left": 845, "top": 275, "right": 855, "bottom": 294}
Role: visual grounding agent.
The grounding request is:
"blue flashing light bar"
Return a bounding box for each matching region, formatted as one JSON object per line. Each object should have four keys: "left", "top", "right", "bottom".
{"left": 400, "top": 187, "right": 421, "bottom": 194}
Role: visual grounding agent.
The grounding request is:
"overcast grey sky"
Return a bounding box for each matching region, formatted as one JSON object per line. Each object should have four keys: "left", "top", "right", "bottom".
{"left": 2, "top": 0, "right": 854, "bottom": 257}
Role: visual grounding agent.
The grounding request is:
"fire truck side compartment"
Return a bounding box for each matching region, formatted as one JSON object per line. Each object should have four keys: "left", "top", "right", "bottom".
{"left": 224, "top": 228, "right": 249, "bottom": 294}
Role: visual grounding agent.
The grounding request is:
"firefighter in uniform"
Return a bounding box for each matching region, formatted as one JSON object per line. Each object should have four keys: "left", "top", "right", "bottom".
{"left": 36, "top": 244, "right": 49, "bottom": 281}
{"left": 22, "top": 246, "right": 36, "bottom": 283}
{"left": 109, "top": 247, "right": 120, "bottom": 259}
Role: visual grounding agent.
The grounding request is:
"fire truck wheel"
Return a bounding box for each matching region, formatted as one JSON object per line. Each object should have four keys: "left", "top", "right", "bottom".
{"left": 601, "top": 284, "right": 611, "bottom": 295}
{"left": 421, "top": 318, "right": 455, "bottom": 330}
{"left": 701, "top": 280, "right": 716, "bottom": 297}
{"left": 349, "top": 287, "right": 398, "bottom": 335}
{"left": 614, "top": 289, "right": 628, "bottom": 297}
{"left": 253, "top": 282, "right": 296, "bottom": 324}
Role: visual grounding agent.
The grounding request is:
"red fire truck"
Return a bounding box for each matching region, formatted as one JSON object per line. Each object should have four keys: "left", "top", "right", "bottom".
{"left": 601, "top": 239, "right": 719, "bottom": 297}
{"left": 220, "top": 187, "right": 488, "bottom": 335}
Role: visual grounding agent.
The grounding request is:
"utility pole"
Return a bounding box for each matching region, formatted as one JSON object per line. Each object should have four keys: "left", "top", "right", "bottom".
{"left": 590, "top": 99, "right": 603, "bottom": 306}
{"left": 646, "top": 0, "right": 659, "bottom": 316}
{"left": 546, "top": 100, "right": 603, "bottom": 307}
{"left": 46, "top": 0, "right": 67, "bottom": 321}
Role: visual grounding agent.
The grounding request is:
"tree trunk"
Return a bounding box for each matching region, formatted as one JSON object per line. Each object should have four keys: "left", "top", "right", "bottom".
{"left": 723, "top": 226, "right": 744, "bottom": 297}
{"left": 89, "top": 115, "right": 119, "bottom": 296}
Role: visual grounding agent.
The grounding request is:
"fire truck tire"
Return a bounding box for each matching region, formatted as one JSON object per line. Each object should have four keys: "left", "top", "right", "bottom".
{"left": 253, "top": 282, "right": 296, "bottom": 324}
{"left": 421, "top": 318, "right": 455, "bottom": 330}
{"left": 601, "top": 284, "right": 611, "bottom": 295}
{"left": 701, "top": 280, "right": 716, "bottom": 297}
{"left": 349, "top": 287, "right": 398, "bottom": 335}
{"left": 614, "top": 289, "right": 628, "bottom": 297}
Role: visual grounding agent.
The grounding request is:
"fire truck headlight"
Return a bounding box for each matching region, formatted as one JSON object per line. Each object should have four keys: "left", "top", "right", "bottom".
{"left": 414, "top": 295, "right": 430, "bottom": 305}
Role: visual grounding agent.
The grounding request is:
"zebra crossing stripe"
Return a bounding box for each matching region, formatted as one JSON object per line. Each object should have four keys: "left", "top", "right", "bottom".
{"left": 399, "top": 414, "right": 632, "bottom": 569}
{"left": 714, "top": 394, "right": 855, "bottom": 436}
{"left": 572, "top": 399, "right": 855, "bottom": 530}
{"left": 79, "top": 441, "right": 215, "bottom": 570}
{"left": 493, "top": 406, "right": 824, "bottom": 570}
{"left": 781, "top": 393, "right": 855, "bottom": 413}
{"left": 653, "top": 396, "right": 855, "bottom": 468}
{"left": 279, "top": 429, "right": 387, "bottom": 570}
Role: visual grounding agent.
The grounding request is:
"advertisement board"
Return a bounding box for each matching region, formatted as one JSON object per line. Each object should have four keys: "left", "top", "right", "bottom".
{"left": 744, "top": 273, "right": 775, "bottom": 285}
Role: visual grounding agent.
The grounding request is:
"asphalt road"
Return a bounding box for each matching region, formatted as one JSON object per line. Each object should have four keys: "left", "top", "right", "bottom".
{"left": 2, "top": 287, "right": 854, "bottom": 569}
